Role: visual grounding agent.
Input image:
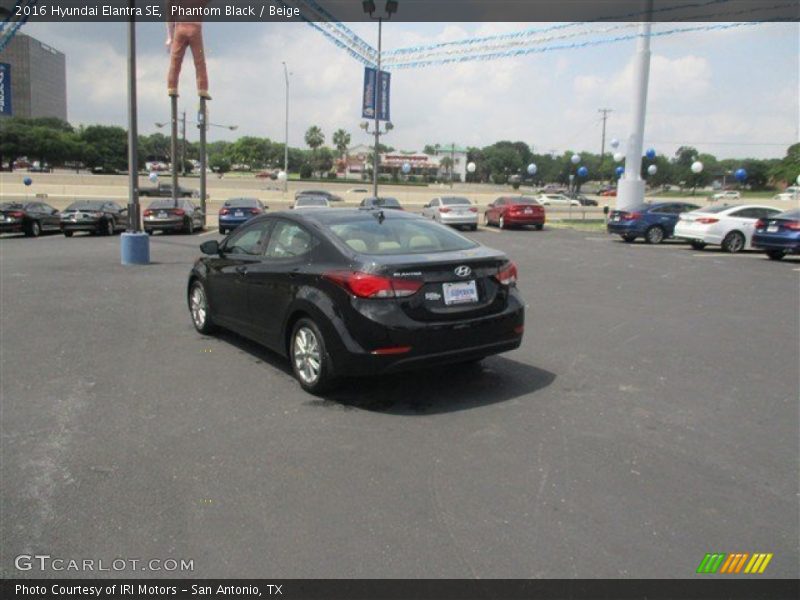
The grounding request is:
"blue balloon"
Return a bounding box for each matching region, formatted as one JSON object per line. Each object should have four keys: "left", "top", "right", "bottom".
{"left": 646, "top": 148, "right": 656, "bottom": 160}
{"left": 23, "top": 177, "right": 32, "bottom": 186}
{"left": 615, "top": 166, "right": 625, "bottom": 177}
{"left": 401, "top": 162, "right": 411, "bottom": 174}
{"left": 577, "top": 166, "right": 589, "bottom": 178}
{"left": 734, "top": 168, "right": 747, "bottom": 182}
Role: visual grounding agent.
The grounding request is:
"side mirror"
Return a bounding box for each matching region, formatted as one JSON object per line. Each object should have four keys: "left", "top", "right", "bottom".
{"left": 200, "top": 240, "right": 220, "bottom": 255}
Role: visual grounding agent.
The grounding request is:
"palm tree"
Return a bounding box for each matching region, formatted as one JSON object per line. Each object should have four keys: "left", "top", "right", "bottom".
{"left": 304, "top": 126, "right": 325, "bottom": 152}
{"left": 332, "top": 129, "right": 351, "bottom": 160}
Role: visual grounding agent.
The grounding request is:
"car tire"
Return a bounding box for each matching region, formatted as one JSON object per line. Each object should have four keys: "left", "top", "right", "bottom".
{"left": 188, "top": 280, "right": 217, "bottom": 335}
{"left": 219, "top": 227, "right": 226, "bottom": 235}
{"left": 690, "top": 240, "right": 706, "bottom": 250}
{"left": 290, "top": 318, "right": 336, "bottom": 395}
{"left": 484, "top": 213, "right": 492, "bottom": 226}
{"left": 63, "top": 231, "right": 73, "bottom": 238}
{"left": 498, "top": 215, "right": 506, "bottom": 229}
{"left": 145, "top": 229, "right": 153, "bottom": 235}
{"left": 622, "top": 234, "right": 637, "bottom": 243}
{"left": 102, "top": 219, "right": 115, "bottom": 236}
{"left": 25, "top": 220, "right": 41, "bottom": 238}
{"left": 185, "top": 218, "right": 194, "bottom": 235}
{"left": 721, "top": 231, "right": 745, "bottom": 254}
{"left": 766, "top": 249, "right": 786, "bottom": 261}
{"left": 534, "top": 223, "right": 544, "bottom": 231}
{"left": 645, "top": 225, "right": 665, "bottom": 244}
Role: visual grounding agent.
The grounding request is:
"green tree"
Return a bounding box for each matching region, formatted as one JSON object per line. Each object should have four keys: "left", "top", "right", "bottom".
{"left": 304, "top": 126, "right": 324, "bottom": 151}
{"left": 332, "top": 129, "right": 351, "bottom": 159}
{"left": 769, "top": 143, "right": 800, "bottom": 187}
{"left": 78, "top": 125, "right": 127, "bottom": 172}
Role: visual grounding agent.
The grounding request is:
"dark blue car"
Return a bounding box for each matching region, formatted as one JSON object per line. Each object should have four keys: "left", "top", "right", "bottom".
{"left": 752, "top": 208, "right": 800, "bottom": 261}
{"left": 218, "top": 197, "right": 267, "bottom": 234}
{"left": 607, "top": 202, "right": 700, "bottom": 244}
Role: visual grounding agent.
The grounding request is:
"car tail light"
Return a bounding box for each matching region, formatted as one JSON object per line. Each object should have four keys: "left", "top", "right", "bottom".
{"left": 695, "top": 217, "right": 719, "bottom": 224}
{"left": 370, "top": 346, "right": 412, "bottom": 355}
{"left": 143, "top": 209, "right": 153, "bottom": 216}
{"left": 323, "top": 271, "right": 423, "bottom": 299}
{"left": 785, "top": 220, "right": 800, "bottom": 231}
{"left": 514, "top": 325, "right": 524, "bottom": 335}
{"left": 7, "top": 211, "right": 24, "bottom": 218}
{"left": 469, "top": 207, "right": 478, "bottom": 213}
{"left": 439, "top": 207, "right": 451, "bottom": 213}
{"left": 251, "top": 208, "right": 263, "bottom": 215}
{"left": 220, "top": 208, "right": 230, "bottom": 215}
{"left": 495, "top": 262, "right": 518, "bottom": 286}
{"left": 754, "top": 219, "right": 766, "bottom": 230}
{"left": 173, "top": 209, "right": 186, "bottom": 216}
{"left": 621, "top": 211, "right": 641, "bottom": 221}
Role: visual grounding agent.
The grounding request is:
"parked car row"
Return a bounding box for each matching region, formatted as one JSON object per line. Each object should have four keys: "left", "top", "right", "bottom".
{"left": 607, "top": 202, "right": 798, "bottom": 260}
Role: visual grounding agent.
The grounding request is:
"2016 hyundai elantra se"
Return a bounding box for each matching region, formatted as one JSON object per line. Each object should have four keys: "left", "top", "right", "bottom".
{"left": 187, "top": 209, "right": 525, "bottom": 393}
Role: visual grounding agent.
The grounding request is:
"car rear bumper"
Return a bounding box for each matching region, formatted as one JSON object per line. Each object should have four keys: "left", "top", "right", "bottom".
{"left": 61, "top": 221, "right": 101, "bottom": 232}
{"left": 607, "top": 221, "right": 643, "bottom": 235}
{"left": 504, "top": 214, "right": 545, "bottom": 225}
{"left": 752, "top": 233, "right": 800, "bottom": 252}
{"left": 219, "top": 217, "right": 251, "bottom": 228}
{"left": 439, "top": 214, "right": 478, "bottom": 226}
{"left": 327, "top": 291, "right": 525, "bottom": 376}
{"left": 145, "top": 218, "right": 185, "bottom": 230}
{"left": 0, "top": 222, "right": 24, "bottom": 233}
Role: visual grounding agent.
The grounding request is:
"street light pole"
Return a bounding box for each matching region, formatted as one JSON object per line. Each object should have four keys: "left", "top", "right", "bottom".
{"left": 170, "top": 95, "right": 179, "bottom": 208}
{"left": 373, "top": 16, "right": 382, "bottom": 198}
{"left": 181, "top": 110, "right": 187, "bottom": 176}
{"left": 617, "top": 0, "right": 653, "bottom": 212}
{"left": 283, "top": 61, "right": 290, "bottom": 193}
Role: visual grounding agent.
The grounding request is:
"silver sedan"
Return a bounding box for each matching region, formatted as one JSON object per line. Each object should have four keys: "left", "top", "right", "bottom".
{"left": 421, "top": 196, "right": 479, "bottom": 231}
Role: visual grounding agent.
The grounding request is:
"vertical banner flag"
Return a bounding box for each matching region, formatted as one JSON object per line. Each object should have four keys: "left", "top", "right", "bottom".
{"left": 0, "top": 63, "right": 12, "bottom": 116}
{"left": 362, "top": 67, "right": 391, "bottom": 121}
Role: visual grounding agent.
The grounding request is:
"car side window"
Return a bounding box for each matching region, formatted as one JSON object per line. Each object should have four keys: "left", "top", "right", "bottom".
{"left": 682, "top": 204, "right": 700, "bottom": 213}
{"left": 430, "top": 199, "right": 439, "bottom": 208}
{"left": 729, "top": 208, "right": 751, "bottom": 218}
{"left": 265, "top": 221, "right": 315, "bottom": 259}
{"left": 495, "top": 199, "right": 505, "bottom": 207}
{"left": 651, "top": 204, "right": 673, "bottom": 214}
{"left": 225, "top": 221, "right": 271, "bottom": 256}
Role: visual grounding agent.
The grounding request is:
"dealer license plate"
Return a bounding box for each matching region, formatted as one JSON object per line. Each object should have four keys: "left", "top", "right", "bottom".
{"left": 442, "top": 280, "right": 478, "bottom": 305}
{"left": 158, "top": 211, "right": 167, "bottom": 218}
{"left": 767, "top": 224, "right": 779, "bottom": 233}
{"left": 235, "top": 211, "right": 244, "bottom": 217}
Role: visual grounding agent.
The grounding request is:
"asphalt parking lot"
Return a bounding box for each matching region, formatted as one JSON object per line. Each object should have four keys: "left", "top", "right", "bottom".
{"left": 1, "top": 226, "right": 797, "bottom": 578}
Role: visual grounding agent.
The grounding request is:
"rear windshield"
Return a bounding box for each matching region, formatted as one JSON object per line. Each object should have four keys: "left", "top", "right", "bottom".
{"left": 441, "top": 197, "right": 471, "bottom": 206}
{"left": 65, "top": 202, "right": 105, "bottom": 210}
{"left": 148, "top": 199, "right": 183, "bottom": 209}
{"left": 776, "top": 209, "right": 800, "bottom": 220}
{"left": 366, "top": 197, "right": 401, "bottom": 207}
{"left": 296, "top": 197, "right": 327, "bottom": 206}
{"left": 512, "top": 197, "right": 539, "bottom": 205}
{"left": 329, "top": 218, "right": 478, "bottom": 255}
{"left": 224, "top": 198, "right": 259, "bottom": 208}
{"left": 0, "top": 202, "right": 24, "bottom": 210}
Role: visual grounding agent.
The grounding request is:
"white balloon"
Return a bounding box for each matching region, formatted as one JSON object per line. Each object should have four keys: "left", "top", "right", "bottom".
{"left": 796, "top": 173, "right": 800, "bottom": 185}
{"left": 571, "top": 154, "right": 581, "bottom": 165}
{"left": 148, "top": 171, "right": 158, "bottom": 183}
{"left": 527, "top": 163, "right": 538, "bottom": 176}
{"left": 647, "top": 165, "right": 658, "bottom": 176}
{"left": 610, "top": 139, "right": 620, "bottom": 149}
{"left": 691, "top": 161, "right": 704, "bottom": 174}
{"left": 467, "top": 162, "right": 476, "bottom": 173}
{"left": 277, "top": 171, "right": 287, "bottom": 182}
{"left": 613, "top": 152, "right": 624, "bottom": 163}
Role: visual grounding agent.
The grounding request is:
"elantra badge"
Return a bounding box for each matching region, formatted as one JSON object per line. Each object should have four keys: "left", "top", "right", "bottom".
{"left": 454, "top": 265, "right": 472, "bottom": 278}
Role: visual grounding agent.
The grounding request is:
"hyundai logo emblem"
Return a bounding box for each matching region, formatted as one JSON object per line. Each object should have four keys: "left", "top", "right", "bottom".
{"left": 454, "top": 265, "right": 472, "bottom": 278}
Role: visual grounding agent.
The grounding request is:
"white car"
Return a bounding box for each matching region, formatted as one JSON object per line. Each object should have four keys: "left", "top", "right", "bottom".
{"left": 773, "top": 186, "right": 800, "bottom": 202}
{"left": 674, "top": 204, "right": 783, "bottom": 253}
{"left": 421, "top": 196, "right": 478, "bottom": 230}
{"left": 292, "top": 196, "right": 330, "bottom": 210}
{"left": 536, "top": 193, "right": 580, "bottom": 207}
{"left": 711, "top": 190, "right": 741, "bottom": 202}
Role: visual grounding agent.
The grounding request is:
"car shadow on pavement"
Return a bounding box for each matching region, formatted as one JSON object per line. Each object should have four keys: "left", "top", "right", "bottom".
{"left": 319, "top": 357, "right": 556, "bottom": 415}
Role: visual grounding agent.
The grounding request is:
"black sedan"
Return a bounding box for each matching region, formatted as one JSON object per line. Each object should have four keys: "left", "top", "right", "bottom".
{"left": 187, "top": 209, "right": 525, "bottom": 393}
{"left": 1, "top": 201, "right": 61, "bottom": 237}
{"left": 60, "top": 201, "right": 128, "bottom": 237}
{"left": 144, "top": 198, "right": 205, "bottom": 235}
{"left": 360, "top": 196, "right": 404, "bottom": 210}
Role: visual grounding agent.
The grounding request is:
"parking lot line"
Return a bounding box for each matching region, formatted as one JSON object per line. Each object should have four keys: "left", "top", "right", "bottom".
{"left": 198, "top": 230, "right": 218, "bottom": 237}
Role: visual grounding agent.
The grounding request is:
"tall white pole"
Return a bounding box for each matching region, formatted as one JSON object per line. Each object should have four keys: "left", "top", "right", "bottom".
{"left": 283, "top": 61, "right": 289, "bottom": 194}
{"left": 616, "top": 0, "right": 653, "bottom": 212}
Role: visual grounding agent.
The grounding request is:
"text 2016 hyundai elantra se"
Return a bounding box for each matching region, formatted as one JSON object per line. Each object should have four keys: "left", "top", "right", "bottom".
{"left": 187, "top": 209, "right": 525, "bottom": 393}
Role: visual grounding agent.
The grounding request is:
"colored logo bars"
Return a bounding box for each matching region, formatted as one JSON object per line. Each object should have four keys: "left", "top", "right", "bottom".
{"left": 696, "top": 552, "right": 773, "bottom": 574}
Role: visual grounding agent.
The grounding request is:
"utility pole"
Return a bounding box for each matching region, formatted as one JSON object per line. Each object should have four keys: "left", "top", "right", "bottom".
{"left": 282, "top": 61, "right": 290, "bottom": 193}
{"left": 170, "top": 95, "right": 178, "bottom": 208}
{"left": 181, "top": 111, "right": 187, "bottom": 176}
{"left": 450, "top": 142, "right": 455, "bottom": 188}
{"left": 598, "top": 108, "right": 612, "bottom": 176}
{"left": 617, "top": 0, "right": 654, "bottom": 211}
{"left": 373, "top": 17, "right": 382, "bottom": 198}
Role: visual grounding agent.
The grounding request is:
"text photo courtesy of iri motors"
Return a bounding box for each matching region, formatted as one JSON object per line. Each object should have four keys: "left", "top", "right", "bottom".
{"left": 1, "top": 1, "right": 798, "bottom": 599}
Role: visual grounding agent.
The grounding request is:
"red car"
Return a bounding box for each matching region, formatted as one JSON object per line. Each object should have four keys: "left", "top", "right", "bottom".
{"left": 600, "top": 189, "right": 618, "bottom": 197}
{"left": 484, "top": 196, "right": 545, "bottom": 230}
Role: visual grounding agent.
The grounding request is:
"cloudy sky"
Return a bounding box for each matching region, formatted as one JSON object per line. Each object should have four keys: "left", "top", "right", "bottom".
{"left": 23, "top": 20, "right": 800, "bottom": 159}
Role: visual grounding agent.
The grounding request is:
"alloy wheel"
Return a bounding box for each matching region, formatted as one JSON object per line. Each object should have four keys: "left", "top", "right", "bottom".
{"left": 190, "top": 285, "right": 207, "bottom": 329}
{"left": 293, "top": 327, "right": 321, "bottom": 385}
